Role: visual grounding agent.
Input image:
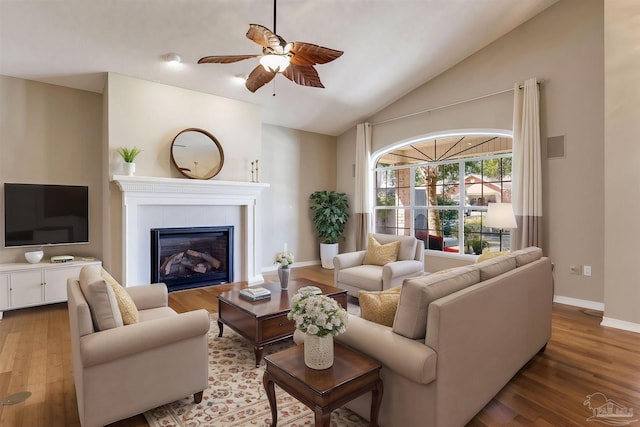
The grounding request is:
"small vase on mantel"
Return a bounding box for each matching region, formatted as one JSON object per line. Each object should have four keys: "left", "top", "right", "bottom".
{"left": 123, "top": 162, "right": 136, "bottom": 176}
{"left": 277, "top": 267, "right": 290, "bottom": 290}
{"left": 304, "top": 333, "right": 334, "bottom": 369}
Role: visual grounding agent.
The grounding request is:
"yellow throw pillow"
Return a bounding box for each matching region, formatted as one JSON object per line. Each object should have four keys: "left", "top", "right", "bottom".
{"left": 363, "top": 235, "right": 401, "bottom": 266}
{"left": 101, "top": 268, "right": 140, "bottom": 325}
{"left": 476, "top": 249, "right": 510, "bottom": 263}
{"left": 359, "top": 287, "right": 402, "bottom": 327}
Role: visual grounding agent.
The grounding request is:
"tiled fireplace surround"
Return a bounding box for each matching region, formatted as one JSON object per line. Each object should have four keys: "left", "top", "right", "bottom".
{"left": 112, "top": 176, "right": 269, "bottom": 287}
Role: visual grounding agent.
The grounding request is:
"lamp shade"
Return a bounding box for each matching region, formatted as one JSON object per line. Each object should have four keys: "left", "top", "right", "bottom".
{"left": 259, "top": 54, "right": 290, "bottom": 73}
{"left": 485, "top": 203, "right": 517, "bottom": 229}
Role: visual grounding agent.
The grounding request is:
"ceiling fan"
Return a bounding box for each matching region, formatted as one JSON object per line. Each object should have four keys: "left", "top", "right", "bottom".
{"left": 197, "top": 0, "right": 343, "bottom": 93}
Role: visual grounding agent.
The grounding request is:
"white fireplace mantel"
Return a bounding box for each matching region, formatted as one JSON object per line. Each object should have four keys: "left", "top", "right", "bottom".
{"left": 111, "top": 175, "right": 269, "bottom": 286}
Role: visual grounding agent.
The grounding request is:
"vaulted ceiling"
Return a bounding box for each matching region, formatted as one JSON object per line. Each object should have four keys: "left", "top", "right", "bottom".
{"left": 0, "top": 0, "right": 558, "bottom": 136}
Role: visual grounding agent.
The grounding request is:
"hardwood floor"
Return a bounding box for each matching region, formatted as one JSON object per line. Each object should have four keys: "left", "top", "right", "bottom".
{"left": 0, "top": 265, "right": 638, "bottom": 426}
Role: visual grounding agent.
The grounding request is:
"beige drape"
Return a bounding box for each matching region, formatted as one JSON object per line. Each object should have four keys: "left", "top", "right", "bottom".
{"left": 511, "top": 78, "right": 543, "bottom": 250}
{"left": 355, "top": 123, "right": 372, "bottom": 250}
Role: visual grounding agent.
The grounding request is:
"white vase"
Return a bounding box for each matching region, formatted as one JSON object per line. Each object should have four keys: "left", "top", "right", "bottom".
{"left": 304, "top": 333, "right": 334, "bottom": 369}
{"left": 277, "top": 267, "right": 290, "bottom": 290}
{"left": 319, "top": 243, "right": 338, "bottom": 269}
{"left": 123, "top": 162, "right": 136, "bottom": 176}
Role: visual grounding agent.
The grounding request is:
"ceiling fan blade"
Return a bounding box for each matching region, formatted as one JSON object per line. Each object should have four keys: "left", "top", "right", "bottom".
{"left": 245, "top": 65, "right": 276, "bottom": 92}
{"left": 290, "top": 42, "right": 343, "bottom": 66}
{"left": 246, "top": 24, "right": 286, "bottom": 52}
{"left": 282, "top": 63, "right": 324, "bottom": 88}
{"left": 198, "top": 55, "right": 258, "bottom": 64}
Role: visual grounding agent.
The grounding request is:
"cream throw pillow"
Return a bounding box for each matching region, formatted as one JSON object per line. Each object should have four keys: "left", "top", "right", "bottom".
{"left": 359, "top": 287, "right": 402, "bottom": 327}
{"left": 78, "top": 265, "right": 123, "bottom": 331}
{"left": 510, "top": 246, "right": 543, "bottom": 267}
{"left": 363, "top": 234, "right": 401, "bottom": 266}
{"left": 101, "top": 268, "right": 140, "bottom": 325}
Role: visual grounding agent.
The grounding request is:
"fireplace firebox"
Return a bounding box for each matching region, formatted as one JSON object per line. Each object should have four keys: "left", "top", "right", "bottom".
{"left": 151, "top": 226, "right": 233, "bottom": 292}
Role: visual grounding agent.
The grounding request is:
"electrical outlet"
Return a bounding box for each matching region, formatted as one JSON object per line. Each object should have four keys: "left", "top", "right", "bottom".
{"left": 583, "top": 265, "right": 592, "bottom": 276}
{"left": 570, "top": 265, "right": 582, "bottom": 275}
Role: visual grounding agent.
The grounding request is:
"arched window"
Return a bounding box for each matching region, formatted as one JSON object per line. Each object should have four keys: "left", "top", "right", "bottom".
{"left": 373, "top": 132, "right": 512, "bottom": 254}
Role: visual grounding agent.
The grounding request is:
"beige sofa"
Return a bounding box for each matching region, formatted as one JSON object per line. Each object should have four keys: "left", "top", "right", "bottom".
{"left": 67, "top": 267, "right": 210, "bottom": 427}
{"left": 334, "top": 233, "right": 425, "bottom": 297}
{"left": 335, "top": 247, "right": 553, "bottom": 427}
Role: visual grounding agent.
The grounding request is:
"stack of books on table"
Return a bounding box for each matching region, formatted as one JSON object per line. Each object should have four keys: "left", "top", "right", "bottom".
{"left": 239, "top": 287, "right": 272, "bottom": 301}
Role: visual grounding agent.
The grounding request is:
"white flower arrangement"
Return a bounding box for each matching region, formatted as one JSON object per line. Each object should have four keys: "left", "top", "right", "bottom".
{"left": 287, "top": 286, "right": 348, "bottom": 337}
{"left": 274, "top": 251, "right": 294, "bottom": 268}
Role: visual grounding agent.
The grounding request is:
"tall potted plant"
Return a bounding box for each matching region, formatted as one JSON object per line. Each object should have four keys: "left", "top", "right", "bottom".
{"left": 309, "top": 191, "right": 349, "bottom": 269}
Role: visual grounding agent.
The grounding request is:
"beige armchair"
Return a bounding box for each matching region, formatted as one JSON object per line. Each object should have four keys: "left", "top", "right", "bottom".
{"left": 334, "top": 233, "right": 425, "bottom": 297}
{"left": 67, "top": 266, "right": 210, "bottom": 427}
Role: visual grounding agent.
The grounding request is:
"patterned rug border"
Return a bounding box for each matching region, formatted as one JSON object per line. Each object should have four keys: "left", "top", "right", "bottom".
{"left": 143, "top": 312, "right": 367, "bottom": 427}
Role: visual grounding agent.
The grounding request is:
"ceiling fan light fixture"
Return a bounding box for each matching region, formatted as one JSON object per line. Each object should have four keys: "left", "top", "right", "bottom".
{"left": 259, "top": 54, "right": 290, "bottom": 73}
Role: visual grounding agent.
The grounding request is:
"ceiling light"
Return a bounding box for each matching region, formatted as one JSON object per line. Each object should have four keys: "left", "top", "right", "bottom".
{"left": 164, "top": 53, "right": 182, "bottom": 64}
{"left": 259, "top": 54, "right": 290, "bottom": 73}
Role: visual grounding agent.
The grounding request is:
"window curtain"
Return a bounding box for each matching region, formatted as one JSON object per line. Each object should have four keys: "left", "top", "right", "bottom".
{"left": 511, "top": 78, "right": 543, "bottom": 250}
{"left": 355, "top": 123, "right": 372, "bottom": 250}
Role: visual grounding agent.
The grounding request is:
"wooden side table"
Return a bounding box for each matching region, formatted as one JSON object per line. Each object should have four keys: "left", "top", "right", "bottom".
{"left": 263, "top": 342, "right": 383, "bottom": 427}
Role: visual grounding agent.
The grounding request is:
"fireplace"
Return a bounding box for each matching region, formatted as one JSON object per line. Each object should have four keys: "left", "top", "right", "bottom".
{"left": 151, "top": 226, "right": 234, "bottom": 292}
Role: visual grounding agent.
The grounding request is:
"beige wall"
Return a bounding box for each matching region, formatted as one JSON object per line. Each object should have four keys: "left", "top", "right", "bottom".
{"left": 338, "top": 0, "right": 606, "bottom": 304}
{"left": 104, "top": 74, "right": 337, "bottom": 278}
{"left": 0, "top": 73, "right": 338, "bottom": 278}
{"left": 104, "top": 73, "right": 263, "bottom": 279}
{"left": 105, "top": 73, "right": 261, "bottom": 181}
{"left": 260, "top": 124, "right": 337, "bottom": 268}
{"left": 603, "top": 0, "right": 640, "bottom": 328}
{"left": 0, "top": 76, "right": 103, "bottom": 264}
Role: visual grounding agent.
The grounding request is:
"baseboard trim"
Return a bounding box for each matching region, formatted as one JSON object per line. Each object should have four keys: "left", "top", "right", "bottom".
{"left": 601, "top": 317, "right": 640, "bottom": 334}
{"left": 262, "top": 260, "right": 321, "bottom": 273}
{"left": 553, "top": 296, "right": 640, "bottom": 333}
{"left": 553, "top": 295, "right": 604, "bottom": 311}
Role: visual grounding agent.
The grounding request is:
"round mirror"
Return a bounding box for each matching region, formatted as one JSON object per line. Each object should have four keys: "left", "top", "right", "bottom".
{"left": 171, "top": 128, "right": 224, "bottom": 179}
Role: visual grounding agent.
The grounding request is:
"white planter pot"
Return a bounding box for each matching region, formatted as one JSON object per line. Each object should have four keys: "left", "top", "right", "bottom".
{"left": 320, "top": 243, "right": 338, "bottom": 269}
{"left": 122, "top": 162, "right": 136, "bottom": 176}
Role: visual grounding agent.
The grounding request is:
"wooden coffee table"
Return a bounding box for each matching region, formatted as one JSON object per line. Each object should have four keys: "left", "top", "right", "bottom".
{"left": 263, "top": 342, "right": 383, "bottom": 427}
{"left": 217, "top": 279, "right": 347, "bottom": 366}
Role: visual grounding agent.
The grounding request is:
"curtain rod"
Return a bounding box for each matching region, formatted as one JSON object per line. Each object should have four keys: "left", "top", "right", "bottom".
{"left": 371, "top": 81, "right": 542, "bottom": 127}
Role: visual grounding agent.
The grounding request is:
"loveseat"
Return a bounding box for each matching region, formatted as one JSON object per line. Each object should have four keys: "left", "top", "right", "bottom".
{"left": 67, "top": 266, "right": 210, "bottom": 427}
{"left": 335, "top": 246, "right": 553, "bottom": 427}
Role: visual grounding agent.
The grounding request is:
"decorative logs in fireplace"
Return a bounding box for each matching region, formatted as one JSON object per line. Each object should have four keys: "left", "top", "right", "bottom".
{"left": 151, "top": 226, "right": 234, "bottom": 292}
{"left": 159, "top": 249, "right": 222, "bottom": 276}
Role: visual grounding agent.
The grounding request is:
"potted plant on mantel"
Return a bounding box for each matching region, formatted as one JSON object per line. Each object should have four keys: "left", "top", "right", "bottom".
{"left": 309, "top": 190, "right": 349, "bottom": 269}
{"left": 117, "top": 146, "right": 142, "bottom": 176}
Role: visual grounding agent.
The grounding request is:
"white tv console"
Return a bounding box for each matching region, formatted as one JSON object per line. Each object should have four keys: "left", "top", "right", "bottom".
{"left": 0, "top": 259, "right": 102, "bottom": 319}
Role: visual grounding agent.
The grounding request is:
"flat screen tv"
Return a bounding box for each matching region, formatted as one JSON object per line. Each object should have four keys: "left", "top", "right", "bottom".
{"left": 4, "top": 183, "right": 89, "bottom": 247}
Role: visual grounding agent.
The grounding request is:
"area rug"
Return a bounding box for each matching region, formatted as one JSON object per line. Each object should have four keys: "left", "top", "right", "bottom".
{"left": 144, "top": 313, "right": 368, "bottom": 427}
